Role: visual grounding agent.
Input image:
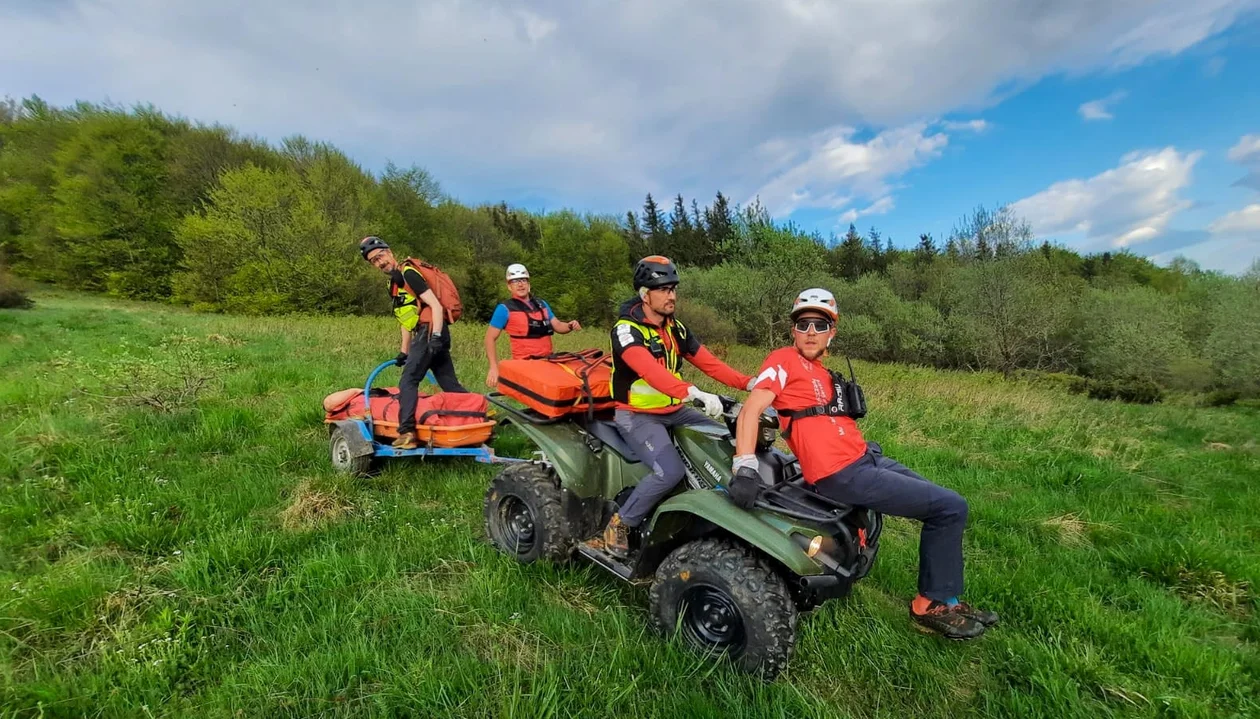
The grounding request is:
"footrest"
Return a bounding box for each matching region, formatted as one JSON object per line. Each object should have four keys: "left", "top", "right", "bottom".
{"left": 577, "top": 542, "right": 635, "bottom": 581}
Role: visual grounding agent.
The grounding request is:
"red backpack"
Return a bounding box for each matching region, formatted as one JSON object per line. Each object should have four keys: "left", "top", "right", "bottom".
{"left": 402, "top": 258, "right": 463, "bottom": 324}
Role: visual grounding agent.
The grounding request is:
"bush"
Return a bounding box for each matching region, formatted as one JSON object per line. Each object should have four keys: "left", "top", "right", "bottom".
{"left": 1085, "top": 377, "right": 1163, "bottom": 404}
{"left": 1074, "top": 286, "right": 1193, "bottom": 386}
{"left": 833, "top": 314, "right": 886, "bottom": 359}
{"left": 1203, "top": 389, "right": 1242, "bottom": 407}
{"left": 675, "top": 298, "right": 738, "bottom": 349}
{"left": 0, "top": 269, "right": 33, "bottom": 309}
{"left": 1203, "top": 279, "right": 1260, "bottom": 398}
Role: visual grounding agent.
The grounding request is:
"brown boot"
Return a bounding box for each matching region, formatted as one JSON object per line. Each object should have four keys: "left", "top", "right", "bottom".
{"left": 601, "top": 513, "right": 630, "bottom": 558}
{"left": 392, "top": 432, "right": 418, "bottom": 449}
{"left": 910, "top": 597, "right": 985, "bottom": 640}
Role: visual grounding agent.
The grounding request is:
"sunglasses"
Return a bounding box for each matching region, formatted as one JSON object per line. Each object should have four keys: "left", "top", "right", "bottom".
{"left": 794, "top": 318, "right": 834, "bottom": 334}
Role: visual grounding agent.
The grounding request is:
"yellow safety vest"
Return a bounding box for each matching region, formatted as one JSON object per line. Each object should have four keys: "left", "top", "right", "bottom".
{"left": 611, "top": 317, "right": 686, "bottom": 410}
{"left": 389, "top": 272, "right": 422, "bottom": 331}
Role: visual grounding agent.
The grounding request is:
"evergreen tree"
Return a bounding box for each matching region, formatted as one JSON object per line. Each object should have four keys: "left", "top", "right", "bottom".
{"left": 669, "top": 193, "right": 694, "bottom": 262}
{"left": 914, "top": 233, "right": 937, "bottom": 267}
{"left": 704, "top": 191, "right": 735, "bottom": 260}
{"left": 642, "top": 193, "right": 666, "bottom": 255}
{"left": 623, "top": 211, "right": 646, "bottom": 262}
{"left": 868, "top": 226, "right": 887, "bottom": 275}
{"left": 838, "top": 223, "right": 866, "bottom": 280}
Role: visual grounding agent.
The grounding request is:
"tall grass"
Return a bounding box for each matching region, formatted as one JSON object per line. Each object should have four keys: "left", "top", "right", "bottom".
{"left": 2, "top": 292, "right": 1257, "bottom": 718}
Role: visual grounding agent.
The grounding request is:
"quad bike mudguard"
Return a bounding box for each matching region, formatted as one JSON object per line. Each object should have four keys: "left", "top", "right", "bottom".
{"left": 646, "top": 491, "right": 825, "bottom": 578}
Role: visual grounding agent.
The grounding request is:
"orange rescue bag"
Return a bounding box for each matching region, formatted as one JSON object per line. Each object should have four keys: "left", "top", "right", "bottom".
{"left": 497, "top": 349, "right": 614, "bottom": 418}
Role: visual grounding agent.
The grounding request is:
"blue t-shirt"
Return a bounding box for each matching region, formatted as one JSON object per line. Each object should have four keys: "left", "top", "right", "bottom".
{"left": 489, "top": 299, "right": 553, "bottom": 329}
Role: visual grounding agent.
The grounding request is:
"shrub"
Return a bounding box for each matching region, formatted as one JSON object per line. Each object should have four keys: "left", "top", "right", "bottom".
{"left": 0, "top": 269, "right": 33, "bottom": 309}
{"left": 1085, "top": 377, "right": 1163, "bottom": 404}
{"left": 1074, "top": 286, "right": 1193, "bottom": 386}
{"left": 1203, "top": 389, "right": 1242, "bottom": 407}
{"left": 675, "top": 299, "right": 739, "bottom": 349}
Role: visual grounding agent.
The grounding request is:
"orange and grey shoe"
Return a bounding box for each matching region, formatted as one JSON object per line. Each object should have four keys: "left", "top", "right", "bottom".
{"left": 910, "top": 597, "right": 985, "bottom": 640}
{"left": 951, "top": 601, "right": 999, "bottom": 627}
{"left": 392, "top": 432, "right": 418, "bottom": 449}
{"left": 601, "top": 513, "right": 630, "bottom": 558}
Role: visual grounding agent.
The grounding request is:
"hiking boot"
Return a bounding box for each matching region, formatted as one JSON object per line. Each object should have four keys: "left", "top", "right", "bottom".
{"left": 392, "top": 432, "right": 418, "bottom": 449}
{"left": 951, "top": 601, "right": 1000, "bottom": 627}
{"left": 600, "top": 513, "right": 630, "bottom": 559}
{"left": 910, "top": 600, "right": 986, "bottom": 640}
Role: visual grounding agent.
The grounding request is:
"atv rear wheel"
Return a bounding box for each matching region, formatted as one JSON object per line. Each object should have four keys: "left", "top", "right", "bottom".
{"left": 484, "top": 463, "right": 573, "bottom": 563}
{"left": 650, "top": 538, "right": 797, "bottom": 679}
{"left": 330, "top": 426, "right": 373, "bottom": 477}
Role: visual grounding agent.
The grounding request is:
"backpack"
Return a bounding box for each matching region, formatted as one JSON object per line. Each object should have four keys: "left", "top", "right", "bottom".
{"left": 402, "top": 258, "right": 463, "bottom": 324}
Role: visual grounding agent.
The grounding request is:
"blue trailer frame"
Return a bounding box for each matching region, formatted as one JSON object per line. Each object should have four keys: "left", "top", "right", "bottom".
{"left": 327, "top": 360, "right": 526, "bottom": 472}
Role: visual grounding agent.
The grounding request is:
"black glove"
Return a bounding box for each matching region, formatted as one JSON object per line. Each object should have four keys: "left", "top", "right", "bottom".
{"left": 728, "top": 467, "right": 761, "bottom": 510}
{"left": 394, "top": 352, "right": 408, "bottom": 366}
{"left": 432, "top": 330, "right": 450, "bottom": 351}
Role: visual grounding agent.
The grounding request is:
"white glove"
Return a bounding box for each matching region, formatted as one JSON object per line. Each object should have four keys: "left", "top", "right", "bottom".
{"left": 732, "top": 454, "right": 759, "bottom": 473}
{"left": 745, "top": 377, "right": 758, "bottom": 391}
{"left": 686, "top": 386, "right": 724, "bottom": 418}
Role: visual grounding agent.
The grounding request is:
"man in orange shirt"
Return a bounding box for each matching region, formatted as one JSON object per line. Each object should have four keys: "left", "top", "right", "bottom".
{"left": 731, "top": 288, "right": 998, "bottom": 639}
{"left": 595, "top": 256, "right": 755, "bottom": 557}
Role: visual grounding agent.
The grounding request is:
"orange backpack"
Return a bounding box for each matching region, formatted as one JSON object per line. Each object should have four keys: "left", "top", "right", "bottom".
{"left": 402, "top": 258, "right": 463, "bottom": 324}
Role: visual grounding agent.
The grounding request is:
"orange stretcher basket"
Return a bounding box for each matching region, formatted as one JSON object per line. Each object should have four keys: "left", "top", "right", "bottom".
{"left": 323, "top": 387, "right": 494, "bottom": 447}
{"left": 497, "top": 349, "right": 615, "bottom": 418}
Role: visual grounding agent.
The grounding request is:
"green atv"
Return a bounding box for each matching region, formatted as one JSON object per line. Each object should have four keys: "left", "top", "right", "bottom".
{"left": 482, "top": 393, "right": 882, "bottom": 679}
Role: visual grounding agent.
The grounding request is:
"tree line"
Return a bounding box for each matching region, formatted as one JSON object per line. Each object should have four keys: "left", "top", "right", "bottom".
{"left": 2, "top": 97, "right": 1257, "bottom": 402}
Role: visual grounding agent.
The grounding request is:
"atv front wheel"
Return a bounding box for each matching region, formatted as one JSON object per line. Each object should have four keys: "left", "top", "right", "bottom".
{"left": 484, "top": 463, "right": 573, "bottom": 563}
{"left": 650, "top": 538, "right": 797, "bottom": 679}
{"left": 329, "top": 426, "right": 373, "bottom": 477}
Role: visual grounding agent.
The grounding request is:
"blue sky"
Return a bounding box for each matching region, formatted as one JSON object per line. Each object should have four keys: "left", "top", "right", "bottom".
{"left": 3, "top": 1, "right": 1260, "bottom": 272}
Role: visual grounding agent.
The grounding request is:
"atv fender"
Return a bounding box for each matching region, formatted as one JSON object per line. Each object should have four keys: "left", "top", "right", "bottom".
{"left": 646, "top": 490, "right": 824, "bottom": 578}
{"left": 328, "top": 420, "right": 375, "bottom": 458}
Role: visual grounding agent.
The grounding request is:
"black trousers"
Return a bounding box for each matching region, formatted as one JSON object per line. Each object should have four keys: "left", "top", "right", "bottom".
{"left": 814, "top": 442, "right": 968, "bottom": 602}
{"left": 397, "top": 326, "right": 468, "bottom": 435}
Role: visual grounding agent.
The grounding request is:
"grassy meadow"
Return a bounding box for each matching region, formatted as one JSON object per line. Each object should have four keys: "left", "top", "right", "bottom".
{"left": 1, "top": 292, "right": 1258, "bottom": 718}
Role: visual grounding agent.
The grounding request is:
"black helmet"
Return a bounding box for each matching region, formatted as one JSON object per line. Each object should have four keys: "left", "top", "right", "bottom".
{"left": 632, "top": 255, "right": 679, "bottom": 290}
{"left": 359, "top": 235, "right": 390, "bottom": 261}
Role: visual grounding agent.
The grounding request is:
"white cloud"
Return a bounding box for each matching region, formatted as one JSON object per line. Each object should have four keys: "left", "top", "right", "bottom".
{"left": 0, "top": 0, "right": 1255, "bottom": 212}
{"left": 1209, "top": 203, "right": 1260, "bottom": 235}
{"left": 1010, "top": 147, "right": 1201, "bottom": 250}
{"left": 839, "top": 197, "right": 895, "bottom": 225}
{"left": 1228, "top": 134, "right": 1260, "bottom": 164}
{"left": 1078, "top": 91, "right": 1128, "bottom": 121}
{"left": 751, "top": 124, "right": 947, "bottom": 216}
{"left": 942, "top": 119, "right": 990, "bottom": 133}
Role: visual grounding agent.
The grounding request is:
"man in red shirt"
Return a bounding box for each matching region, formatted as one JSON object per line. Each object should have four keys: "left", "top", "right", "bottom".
{"left": 594, "top": 256, "right": 755, "bottom": 557}
{"left": 730, "top": 288, "right": 998, "bottom": 639}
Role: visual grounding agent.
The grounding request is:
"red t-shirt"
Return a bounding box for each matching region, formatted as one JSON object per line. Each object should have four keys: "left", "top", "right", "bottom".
{"left": 753, "top": 347, "right": 867, "bottom": 483}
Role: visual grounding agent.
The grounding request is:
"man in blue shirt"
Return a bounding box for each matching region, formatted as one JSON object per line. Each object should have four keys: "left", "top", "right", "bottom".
{"left": 483, "top": 263, "right": 581, "bottom": 387}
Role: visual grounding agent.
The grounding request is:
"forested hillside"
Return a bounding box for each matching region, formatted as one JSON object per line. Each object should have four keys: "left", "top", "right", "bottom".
{"left": 2, "top": 96, "right": 1257, "bottom": 402}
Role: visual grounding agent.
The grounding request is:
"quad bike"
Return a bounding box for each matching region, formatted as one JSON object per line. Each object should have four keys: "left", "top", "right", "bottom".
{"left": 482, "top": 393, "right": 882, "bottom": 679}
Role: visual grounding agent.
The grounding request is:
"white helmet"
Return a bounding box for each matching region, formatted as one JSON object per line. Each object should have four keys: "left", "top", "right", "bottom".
{"left": 791, "top": 288, "right": 838, "bottom": 321}
{"left": 506, "top": 263, "right": 530, "bottom": 281}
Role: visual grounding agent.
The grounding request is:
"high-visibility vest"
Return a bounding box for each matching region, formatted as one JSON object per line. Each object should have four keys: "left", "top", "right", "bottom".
{"left": 611, "top": 316, "right": 689, "bottom": 410}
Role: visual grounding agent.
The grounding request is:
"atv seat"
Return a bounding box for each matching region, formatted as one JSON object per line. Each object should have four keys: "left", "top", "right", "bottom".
{"left": 586, "top": 419, "right": 640, "bottom": 463}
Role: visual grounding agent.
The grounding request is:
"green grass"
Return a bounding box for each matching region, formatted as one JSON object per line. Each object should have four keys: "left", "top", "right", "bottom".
{"left": 2, "top": 291, "right": 1258, "bottom": 718}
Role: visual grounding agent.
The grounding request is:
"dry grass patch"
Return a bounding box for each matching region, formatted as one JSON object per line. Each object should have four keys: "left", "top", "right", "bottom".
{"left": 1041, "top": 513, "right": 1112, "bottom": 547}
{"left": 278, "top": 479, "right": 355, "bottom": 531}
{"left": 457, "top": 619, "right": 556, "bottom": 670}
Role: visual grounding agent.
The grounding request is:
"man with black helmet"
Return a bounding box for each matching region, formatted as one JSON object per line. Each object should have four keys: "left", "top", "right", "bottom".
{"left": 359, "top": 236, "right": 468, "bottom": 449}
{"left": 593, "top": 255, "right": 756, "bottom": 557}
{"left": 730, "top": 288, "right": 998, "bottom": 640}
